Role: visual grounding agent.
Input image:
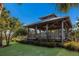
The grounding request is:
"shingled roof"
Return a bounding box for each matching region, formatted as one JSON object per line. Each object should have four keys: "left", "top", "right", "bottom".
{"left": 39, "top": 14, "right": 57, "bottom": 20}
{"left": 25, "top": 15, "right": 72, "bottom": 30}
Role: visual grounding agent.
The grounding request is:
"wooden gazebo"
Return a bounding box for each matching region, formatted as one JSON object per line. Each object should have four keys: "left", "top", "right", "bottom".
{"left": 24, "top": 14, "right": 72, "bottom": 43}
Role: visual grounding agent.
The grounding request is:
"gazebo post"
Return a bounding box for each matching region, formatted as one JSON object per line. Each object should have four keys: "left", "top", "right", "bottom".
{"left": 39, "top": 29, "right": 42, "bottom": 40}
{"left": 39, "top": 30, "right": 41, "bottom": 38}
{"left": 67, "top": 29, "right": 69, "bottom": 40}
{"left": 57, "top": 29, "right": 58, "bottom": 40}
{"left": 61, "top": 21, "right": 64, "bottom": 44}
{"left": 46, "top": 24, "right": 49, "bottom": 41}
{"left": 65, "top": 27, "right": 68, "bottom": 40}
{"left": 35, "top": 25, "right": 38, "bottom": 39}
{"left": 27, "top": 27, "right": 30, "bottom": 39}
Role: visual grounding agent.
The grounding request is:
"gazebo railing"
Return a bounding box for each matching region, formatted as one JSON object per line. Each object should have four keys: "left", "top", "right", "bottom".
{"left": 27, "top": 32, "right": 62, "bottom": 41}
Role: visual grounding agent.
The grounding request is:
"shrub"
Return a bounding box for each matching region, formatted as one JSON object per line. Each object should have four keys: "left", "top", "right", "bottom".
{"left": 45, "top": 42, "right": 56, "bottom": 47}
{"left": 64, "top": 41, "right": 79, "bottom": 51}
{"left": 18, "top": 39, "right": 63, "bottom": 47}
{"left": 14, "top": 28, "right": 27, "bottom": 37}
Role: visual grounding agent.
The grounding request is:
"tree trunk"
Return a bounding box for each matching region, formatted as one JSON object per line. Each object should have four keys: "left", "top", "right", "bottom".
{"left": 0, "top": 31, "right": 2, "bottom": 47}
{"left": 7, "top": 30, "right": 11, "bottom": 46}
{"left": 10, "top": 33, "right": 13, "bottom": 41}
{"left": 7, "top": 30, "right": 13, "bottom": 46}
{"left": 4, "top": 31, "right": 8, "bottom": 46}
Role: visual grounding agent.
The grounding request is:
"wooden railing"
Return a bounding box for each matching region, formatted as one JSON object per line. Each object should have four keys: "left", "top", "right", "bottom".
{"left": 27, "top": 32, "right": 63, "bottom": 40}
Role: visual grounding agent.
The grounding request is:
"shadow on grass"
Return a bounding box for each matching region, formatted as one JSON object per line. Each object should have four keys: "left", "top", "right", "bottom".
{"left": 16, "top": 40, "right": 79, "bottom": 52}
{"left": 16, "top": 40, "right": 64, "bottom": 48}
{"left": 0, "top": 42, "right": 16, "bottom": 48}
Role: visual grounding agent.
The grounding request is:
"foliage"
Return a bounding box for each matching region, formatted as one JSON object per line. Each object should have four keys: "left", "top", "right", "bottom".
{"left": 57, "top": 3, "right": 79, "bottom": 12}
{"left": 18, "top": 39, "right": 63, "bottom": 47}
{"left": 70, "top": 17, "right": 79, "bottom": 41}
{"left": 64, "top": 41, "right": 79, "bottom": 51}
{"left": 0, "top": 7, "right": 21, "bottom": 46}
{"left": 14, "top": 28, "right": 27, "bottom": 37}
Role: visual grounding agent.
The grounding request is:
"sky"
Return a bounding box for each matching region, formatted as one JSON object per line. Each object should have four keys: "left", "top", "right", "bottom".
{"left": 4, "top": 3, "right": 79, "bottom": 25}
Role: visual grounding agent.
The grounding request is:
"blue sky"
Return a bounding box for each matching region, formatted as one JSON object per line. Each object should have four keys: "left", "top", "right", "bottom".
{"left": 4, "top": 3, "right": 79, "bottom": 25}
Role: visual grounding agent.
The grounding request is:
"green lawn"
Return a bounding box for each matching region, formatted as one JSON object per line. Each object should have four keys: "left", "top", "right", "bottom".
{"left": 0, "top": 42, "right": 79, "bottom": 56}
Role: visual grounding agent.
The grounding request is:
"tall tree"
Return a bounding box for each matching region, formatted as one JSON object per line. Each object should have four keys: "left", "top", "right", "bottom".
{"left": 1, "top": 7, "right": 10, "bottom": 46}
{"left": 57, "top": 3, "right": 79, "bottom": 12}
{"left": 0, "top": 3, "right": 3, "bottom": 47}
{"left": 0, "top": 7, "right": 21, "bottom": 46}
{"left": 0, "top": 18, "right": 4, "bottom": 46}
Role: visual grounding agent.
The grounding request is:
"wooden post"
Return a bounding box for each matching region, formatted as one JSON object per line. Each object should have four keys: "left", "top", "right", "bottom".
{"left": 39, "top": 30, "right": 41, "bottom": 36}
{"left": 67, "top": 29, "right": 70, "bottom": 40}
{"left": 57, "top": 29, "right": 58, "bottom": 40}
{"left": 35, "top": 25, "right": 38, "bottom": 39}
{"left": 46, "top": 24, "right": 49, "bottom": 41}
{"left": 61, "top": 21, "right": 64, "bottom": 44}
{"left": 27, "top": 27, "right": 29, "bottom": 39}
{"left": 39, "top": 30, "right": 41, "bottom": 40}
{"left": 65, "top": 26, "right": 69, "bottom": 41}
{"left": 65, "top": 27, "right": 68, "bottom": 40}
{"left": 58, "top": 29, "right": 60, "bottom": 40}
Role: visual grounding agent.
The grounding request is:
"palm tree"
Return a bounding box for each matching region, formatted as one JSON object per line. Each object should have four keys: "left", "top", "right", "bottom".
{"left": 57, "top": 3, "right": 79, "bottom": 12}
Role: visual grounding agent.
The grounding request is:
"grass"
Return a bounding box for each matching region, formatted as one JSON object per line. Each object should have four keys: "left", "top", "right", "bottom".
{"left": 0, "top": 42, "right": 79, "bottom": 56}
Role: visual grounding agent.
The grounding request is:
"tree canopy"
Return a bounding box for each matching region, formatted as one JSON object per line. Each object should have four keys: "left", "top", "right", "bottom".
{"left": 0, "top": 7, "right": 21, "bottom": 46}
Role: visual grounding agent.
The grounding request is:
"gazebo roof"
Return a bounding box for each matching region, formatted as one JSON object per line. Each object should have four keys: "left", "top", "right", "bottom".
{"left": 25, "top": 15, "right": 72, "bottom": 30}
{"left": 39, "top": 14, "right": 57, "bottom": 20}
